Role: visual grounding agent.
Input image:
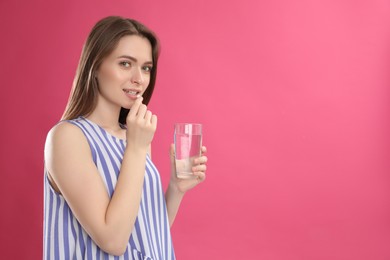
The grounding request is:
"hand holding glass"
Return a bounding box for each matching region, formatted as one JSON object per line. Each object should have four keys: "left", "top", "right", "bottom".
{"left": 174, "top": 123, "right": 202, "bottom": 179}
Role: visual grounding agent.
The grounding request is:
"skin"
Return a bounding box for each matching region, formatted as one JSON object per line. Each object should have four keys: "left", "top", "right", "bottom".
{"left": 44, "top": 35, "right": 208, "bottom": 256}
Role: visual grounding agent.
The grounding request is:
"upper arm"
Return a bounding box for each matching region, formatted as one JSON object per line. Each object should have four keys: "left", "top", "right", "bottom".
{"left": 44, "top": 122, "right": 110, "bottom": 246}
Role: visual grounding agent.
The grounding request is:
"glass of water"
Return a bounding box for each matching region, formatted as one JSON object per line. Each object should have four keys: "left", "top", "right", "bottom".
{"left": 174, "top": 123, "right": 202, "bottom": 179}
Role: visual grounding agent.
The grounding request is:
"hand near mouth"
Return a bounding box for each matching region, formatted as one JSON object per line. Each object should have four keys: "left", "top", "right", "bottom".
{"left": 125, "top": 96, "right": 157, "bottom": 149}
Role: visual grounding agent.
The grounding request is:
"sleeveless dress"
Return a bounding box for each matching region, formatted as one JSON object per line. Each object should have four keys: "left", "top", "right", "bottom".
{"left": 44, "top": 117, "right": 175, "bottom": 260}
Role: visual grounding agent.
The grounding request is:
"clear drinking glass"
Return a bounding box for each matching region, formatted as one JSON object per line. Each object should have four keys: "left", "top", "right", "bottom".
{"left": 174, "top": 123, "right": 203, "bottom": 179}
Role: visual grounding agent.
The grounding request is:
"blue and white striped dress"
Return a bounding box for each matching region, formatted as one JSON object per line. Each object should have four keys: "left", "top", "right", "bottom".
{"left": 44, "top": 117, "right": 175, "bottom": 260}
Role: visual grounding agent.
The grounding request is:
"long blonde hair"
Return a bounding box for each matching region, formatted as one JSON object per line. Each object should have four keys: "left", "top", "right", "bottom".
{"left": 62, "top": 16, "right": 160, "bottom": 124}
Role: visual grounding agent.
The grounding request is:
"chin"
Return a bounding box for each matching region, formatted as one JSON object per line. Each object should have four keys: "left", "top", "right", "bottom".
{"left": 121, "top": 105, "right": 131, "bottom": 110}
{"left": 120, "top": 101, "right": 133, "bottom": 110}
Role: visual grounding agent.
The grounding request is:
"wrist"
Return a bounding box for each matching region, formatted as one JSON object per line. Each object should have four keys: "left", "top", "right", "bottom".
{"left": 125, "top": 144, "right": 148, "bottom": 155}
{"left": 167, "top": 181, "right": 185, "bottom": 197}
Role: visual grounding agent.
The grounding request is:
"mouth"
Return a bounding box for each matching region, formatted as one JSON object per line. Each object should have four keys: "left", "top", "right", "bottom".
{"left": 123, "top": 89, "right": 141, "bottom": 97}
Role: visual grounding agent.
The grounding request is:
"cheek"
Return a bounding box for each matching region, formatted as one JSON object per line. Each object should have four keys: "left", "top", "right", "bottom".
{"left": 97, "top": 69, "right": 122, "bottom": 86}
{"left": 96, "top": 69, "right": 110, "bottom": 85}
{"left": 144, "top": 76, "right": 152, "bottom": 88}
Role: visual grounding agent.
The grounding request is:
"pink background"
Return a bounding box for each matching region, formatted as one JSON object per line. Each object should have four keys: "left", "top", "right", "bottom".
{"left": 1, "top": 0, "right": 389, "bottom": 259}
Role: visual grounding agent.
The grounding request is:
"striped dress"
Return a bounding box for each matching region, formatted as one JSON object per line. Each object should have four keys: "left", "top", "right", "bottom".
{"left": 44, "top": 117, "right": 175, "bottom": 260}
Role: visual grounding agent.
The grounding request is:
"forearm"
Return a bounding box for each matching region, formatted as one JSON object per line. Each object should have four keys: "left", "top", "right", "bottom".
{"left": 165, "top": 182, "right": 185, "bottom": 227}
{"left": 104, "top": 146, "right": 148, "bottom": 252}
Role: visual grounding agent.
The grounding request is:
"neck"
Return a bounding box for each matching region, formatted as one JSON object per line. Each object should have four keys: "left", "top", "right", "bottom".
{"left": 86, "top": 98, "right": 122, "bottom": 131}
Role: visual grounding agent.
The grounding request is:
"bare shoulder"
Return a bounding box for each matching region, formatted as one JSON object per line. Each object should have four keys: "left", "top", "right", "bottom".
{"left": 46, "top": 121, "right": 85, "bottom": 145}
{"left": 44, "top": 121, "right": 92, "bottom": 173}
{"left": 45, "top": 120, "right": 91, "bottom": 153}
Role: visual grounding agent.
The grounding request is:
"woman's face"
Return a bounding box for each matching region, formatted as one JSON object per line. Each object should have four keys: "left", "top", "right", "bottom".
{"left": 96, "top": 35, "right": 153, "bottom": 110}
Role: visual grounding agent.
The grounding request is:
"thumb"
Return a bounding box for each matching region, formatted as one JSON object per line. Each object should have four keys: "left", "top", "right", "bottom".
{"left": 170, "top": 144, "right": 176, "bottom": 176}
{"left": 170, "top": 143, "right": 175, "bottom": 164}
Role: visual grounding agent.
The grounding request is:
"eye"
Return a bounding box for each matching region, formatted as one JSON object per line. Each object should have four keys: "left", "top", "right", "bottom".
{"left": 142, "top": 66, "right": 153, "bottom": 73}
{"left": 119, "top": 61, "right": 131, "bottom": 68}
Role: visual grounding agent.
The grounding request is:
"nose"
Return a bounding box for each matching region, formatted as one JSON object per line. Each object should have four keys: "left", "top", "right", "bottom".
{"left": 131, "top": 66, "right": 144, "bottom": 85}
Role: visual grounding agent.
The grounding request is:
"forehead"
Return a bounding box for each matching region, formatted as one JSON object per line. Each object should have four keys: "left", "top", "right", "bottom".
{"left": 110, "top": 35, "right": 153, "bottom": 61}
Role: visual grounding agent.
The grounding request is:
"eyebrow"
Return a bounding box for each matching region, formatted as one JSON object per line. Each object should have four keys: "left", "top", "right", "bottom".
{"left": 117, "top": 55, "right": 153, "bottom": 65}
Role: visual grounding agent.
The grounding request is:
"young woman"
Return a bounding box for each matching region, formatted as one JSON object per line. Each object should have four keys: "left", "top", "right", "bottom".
{"left": 44, "top": 16, "right": 208, "bottom": 259}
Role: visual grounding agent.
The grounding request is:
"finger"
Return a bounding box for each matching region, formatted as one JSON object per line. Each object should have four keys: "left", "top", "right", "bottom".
{"left": 151, "top": 114, "right": 157, "bottom": 128}
{"left": 170, "top": 143, "right": 175, "bottom": 157}
{"left": 145, "top": 110, "right": 152, "bottom": 123}
{"left": 201, "top": 146, "right": 207, "bottom": 153}
{"left": 128, "top": 97, "right": 143, "bottom": 118}
{"left": 192, "top": 164, "right": 207, "bottom": 172}
{"left": 136, "top": 104, "right": 147, "bottom": 119}
{"left": 194, "top": 156, "right": 208, "bottom": 165}
{"left": 194, "top": 172, "right": 206, "bottom": 182}
{"left": 169, "top": 143, "right": 175, "bottom": 165}
{"left": 128, "top": 98, "right": 143, "bottom": 119}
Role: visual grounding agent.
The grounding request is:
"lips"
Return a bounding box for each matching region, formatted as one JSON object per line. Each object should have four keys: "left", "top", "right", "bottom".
{"left": 123, "top": 89, "right": 140, "bottom": 96}
{"left": 123, "top": 89, "right": 141, "bottom": 96}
